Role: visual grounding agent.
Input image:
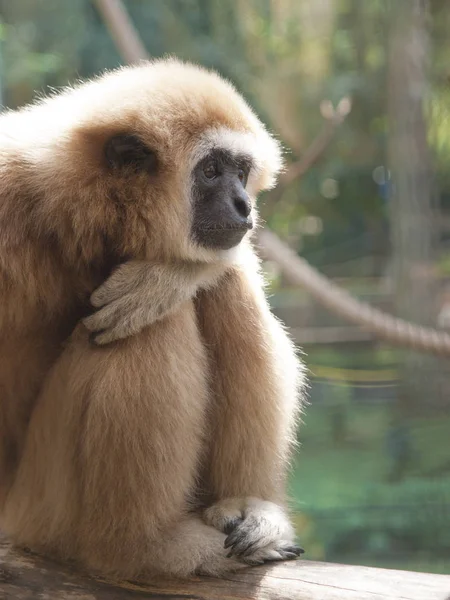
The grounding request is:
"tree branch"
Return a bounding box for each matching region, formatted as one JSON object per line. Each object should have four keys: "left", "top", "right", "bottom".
{"left": 93, "top": 0, "right": 149, "bottom": 63}
{"left": 280, "top": 97, "right": 352, "bottom": 186}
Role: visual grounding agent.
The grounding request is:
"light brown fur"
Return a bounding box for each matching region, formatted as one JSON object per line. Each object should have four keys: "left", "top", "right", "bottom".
{"left": 0, "top": 58, "right": 305, "bottom": 578}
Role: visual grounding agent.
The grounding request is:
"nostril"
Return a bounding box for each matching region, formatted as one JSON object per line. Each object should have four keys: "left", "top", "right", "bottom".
{"left": 234, "top": 196, "right": 251, "bottom": 219}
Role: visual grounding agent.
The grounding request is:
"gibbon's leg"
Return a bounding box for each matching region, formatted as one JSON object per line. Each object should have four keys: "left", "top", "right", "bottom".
{"left": 2, "top": 303, "right": 255, "bottom": 579}
{"left": 196, "top": 253, "right": 306, "bottom": 560}
{"left": 0, "top": 335, "right": 61, "bottom": 510}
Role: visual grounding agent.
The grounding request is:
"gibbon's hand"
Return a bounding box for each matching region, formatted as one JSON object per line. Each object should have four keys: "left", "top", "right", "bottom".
{"left": 204, "top": 497, "right": 304, "bottom": 565}
{"left": 83, "top": 261, "right": 202, "bottom": 345}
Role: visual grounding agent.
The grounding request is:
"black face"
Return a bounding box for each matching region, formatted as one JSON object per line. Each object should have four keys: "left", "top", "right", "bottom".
{"left": 192, "top": 149, "right": 253, "bottom": 251}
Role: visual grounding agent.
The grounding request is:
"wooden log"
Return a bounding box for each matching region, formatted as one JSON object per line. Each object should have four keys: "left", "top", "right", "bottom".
{"left": 0, "top": 536, "right": 449, "bottom": 600}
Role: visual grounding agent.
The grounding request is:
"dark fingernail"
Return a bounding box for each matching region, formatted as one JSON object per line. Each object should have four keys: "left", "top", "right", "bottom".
{"left": 224, "top": 533, "right": 240, "bottom": 549}
{"left": 240, "top": 542, "right": 259, "bottom": 557}
{"left": 284, "top": 545, "right": 305, "bottom": 555}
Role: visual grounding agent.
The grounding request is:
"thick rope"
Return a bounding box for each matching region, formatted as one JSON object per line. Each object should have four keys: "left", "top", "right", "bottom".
{"left": 257, "top": 229, "right": 450, "bottom": 357}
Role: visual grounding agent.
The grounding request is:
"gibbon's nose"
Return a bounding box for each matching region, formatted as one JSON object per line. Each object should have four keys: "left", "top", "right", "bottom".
{"left": 233, "top": 193, "right": 252, "bottom": 219}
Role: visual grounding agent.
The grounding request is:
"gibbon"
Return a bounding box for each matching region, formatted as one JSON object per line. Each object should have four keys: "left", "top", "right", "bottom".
{"left": 0, "top": 58, "right": 306, "bottom": 579}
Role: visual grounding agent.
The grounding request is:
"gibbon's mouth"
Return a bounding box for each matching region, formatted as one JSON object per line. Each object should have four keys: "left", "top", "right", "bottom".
{"left": 195, "top": 220, "right": 252, "bottom": 250}
{"left": 201, "top": 221, "right": 253, "bottom": 232}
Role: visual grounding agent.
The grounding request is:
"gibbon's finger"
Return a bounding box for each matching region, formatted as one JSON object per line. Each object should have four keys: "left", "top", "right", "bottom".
{"left": 83, "top": 302, "right": 123, "bottom": 332}
{"left": 280, "top": 551, "right": 301, "bottom": 560}
{"left": 241, "top": 557, "right": 265, "bottom": 566}
{"left": 90, "top": 262, "right": 153, "bottom": 308}
{"left": 224, "top": 515, "right": 264, "bottom": 552}
{"left": 231, "top": 535, "right": 270, "bottom": 558}
{"left": 204, "top": 502, "right": 244, "bottom": 535}
{"left": 225, "top": 513, "right": 283, "bottom": 557}
{"left": 223, "top": 517, "right": 244, "bottom": 535}
{"left": 88, "top": 330, "right": 106, "bottom": 347}
{"left": 278, "top": 544, "right": 305, "bottom": 556}
{"left": 89, "top": 310, "right": 148, "bottom": 345}
{"left": 88, "top": 303, "right": 170, "bottom": 345}
{"left": 227, "top": 531, "right": 305, "bottom": 559}
{"left": 241, "top": 541, "right": 303, "bottom": 559}
{"left": 90, "top": 285, "right": 114, "bottom": 308}
{"left": 90, "top": 277, "right": 131, "bottom": 308}
{"left": 241, "top": 540, "right": 264, "bottom": 557}
{"left": 229, "top": 537, "right": 261, "bottom": 558}
{"left": 242, "top": 549, "right": 283, "bottom": 564}
{"left": 89, "top": 326, "right": 130, "bottom": 346}
{"left": 224, "top": 531, "right": 239, "bottom": 549}
{"left": 240, "top": 542, "right": 303, "bottom": 565}
{"left": 225, "top": 498, "right": 299, "bottom": 557}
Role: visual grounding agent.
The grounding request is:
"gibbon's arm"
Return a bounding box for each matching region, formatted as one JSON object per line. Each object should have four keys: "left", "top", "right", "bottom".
{"left": 83, "top": 260, "right": 225, "bottom": 345}
{"left": 194, "top": 259, "right": 305, "bottom": 558}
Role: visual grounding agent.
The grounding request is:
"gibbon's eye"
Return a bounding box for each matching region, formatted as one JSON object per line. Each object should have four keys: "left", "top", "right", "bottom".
{"left": 238, "top": 167, "right": 248, "bottom": 187}
{"left": 203, "top": 160, "right": 218, "bottom": 179}
{"left": 104, "top": 134, "right": 158, "bottom": 174}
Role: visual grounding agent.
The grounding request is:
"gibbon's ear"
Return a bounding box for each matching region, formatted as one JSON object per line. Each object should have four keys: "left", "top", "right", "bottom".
{"left": 104, "top": 134, "right": 158, "bottom": 173}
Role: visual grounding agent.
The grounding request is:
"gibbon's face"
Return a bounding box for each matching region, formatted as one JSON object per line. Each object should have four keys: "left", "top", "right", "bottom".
{"left": 60, "top": 60, "right": 283, "bottom": 263}
{"left": 102, "top": 128, "right": 260, "bottom": 259}
{"left": 191, "top": 148, "right": 253, "bottom": 251}
{"left": 104, "top": 133, "right": 254, "bottom": 252}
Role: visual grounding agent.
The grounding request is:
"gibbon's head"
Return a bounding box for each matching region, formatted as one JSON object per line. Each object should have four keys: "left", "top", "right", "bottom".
{"left": 13, "top": 58, "right": 283, "bottom": 265}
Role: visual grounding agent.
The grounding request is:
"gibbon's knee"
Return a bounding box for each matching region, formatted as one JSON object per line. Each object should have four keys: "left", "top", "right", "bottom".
{"left": 3, "top": 307, "right": 211, "bottom": 577}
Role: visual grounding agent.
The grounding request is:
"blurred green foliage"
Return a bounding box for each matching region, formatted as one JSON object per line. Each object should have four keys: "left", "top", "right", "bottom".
{"left": 290, "top": 398, "right": 450, "bottom": 572}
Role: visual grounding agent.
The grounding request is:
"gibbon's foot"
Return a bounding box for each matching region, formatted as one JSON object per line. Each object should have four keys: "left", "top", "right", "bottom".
{"left": 204, "top": 497, "right": 304, "bottom": 562}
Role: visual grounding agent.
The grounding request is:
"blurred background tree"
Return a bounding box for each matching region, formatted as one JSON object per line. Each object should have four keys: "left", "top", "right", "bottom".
{"left": 0, "top": 0, "right": 449, "bottom": 575}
